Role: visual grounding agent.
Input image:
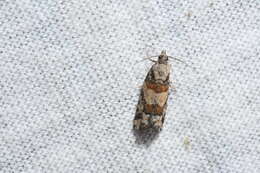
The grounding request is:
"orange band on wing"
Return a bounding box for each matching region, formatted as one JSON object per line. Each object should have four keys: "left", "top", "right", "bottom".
{"left": 144, "top": 104, "right": 164, "bottom": 114}
{"left": 145, "top": 82, "right": 169, "bottom": 93}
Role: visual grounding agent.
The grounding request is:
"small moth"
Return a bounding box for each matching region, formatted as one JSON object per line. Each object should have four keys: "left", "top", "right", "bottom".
{"left": 134, "top": 50, "right": 184, "bottom": 131}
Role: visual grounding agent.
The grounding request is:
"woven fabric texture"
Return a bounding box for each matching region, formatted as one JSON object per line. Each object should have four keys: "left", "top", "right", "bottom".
{"left": 0, "top": 0, "right": 259, "bottom": 172}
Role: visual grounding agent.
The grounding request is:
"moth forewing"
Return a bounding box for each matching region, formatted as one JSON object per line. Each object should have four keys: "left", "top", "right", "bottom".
{"left": 134, "top": 50, "right": 171, "bottom": 131}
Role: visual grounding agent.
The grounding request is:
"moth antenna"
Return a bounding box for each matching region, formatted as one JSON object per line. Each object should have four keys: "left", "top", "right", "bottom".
{"left": 168, "top": 56, "right": 197, "bottom": 72}
{"left": 136, "top": 55, "right": 159, "bottom": 64}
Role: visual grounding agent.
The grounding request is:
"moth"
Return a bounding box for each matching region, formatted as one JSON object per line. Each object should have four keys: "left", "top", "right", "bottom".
{"left": 134, "top": 50, "right": 187, "bottom": 131}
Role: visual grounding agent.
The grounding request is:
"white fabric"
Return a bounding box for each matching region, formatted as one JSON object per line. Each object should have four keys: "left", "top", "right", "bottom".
{"left": 0, "top": 0, "right": 259, "bottom": 172}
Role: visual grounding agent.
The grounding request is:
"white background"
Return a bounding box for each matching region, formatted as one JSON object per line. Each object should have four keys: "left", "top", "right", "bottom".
{"left": 0, "top": 0, "right": 259, "bottom": 172}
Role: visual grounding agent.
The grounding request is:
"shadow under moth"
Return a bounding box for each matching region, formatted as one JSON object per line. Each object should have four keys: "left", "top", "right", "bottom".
{"left": 133, "top": 50, "right": 189, "bottom": 131}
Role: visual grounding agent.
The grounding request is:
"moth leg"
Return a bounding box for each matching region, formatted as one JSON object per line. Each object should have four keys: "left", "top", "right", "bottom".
{"left": 137, "top": 84, "right": 143, "bottom": 89}
{"left": 148, "top": 58, "right": 157, "bottom": 63}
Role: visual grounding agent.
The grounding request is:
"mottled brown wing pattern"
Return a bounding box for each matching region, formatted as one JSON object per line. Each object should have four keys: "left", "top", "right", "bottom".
{"left": 134, "top": 52, "right": 171, "bottom": 131}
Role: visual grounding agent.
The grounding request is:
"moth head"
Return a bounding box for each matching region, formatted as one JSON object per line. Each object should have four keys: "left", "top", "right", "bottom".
{"left": 140, "top": 50, "right": 191, "bottom": 69}
{"left": 158, "top": 50, "right": 169, "bottom": 64}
